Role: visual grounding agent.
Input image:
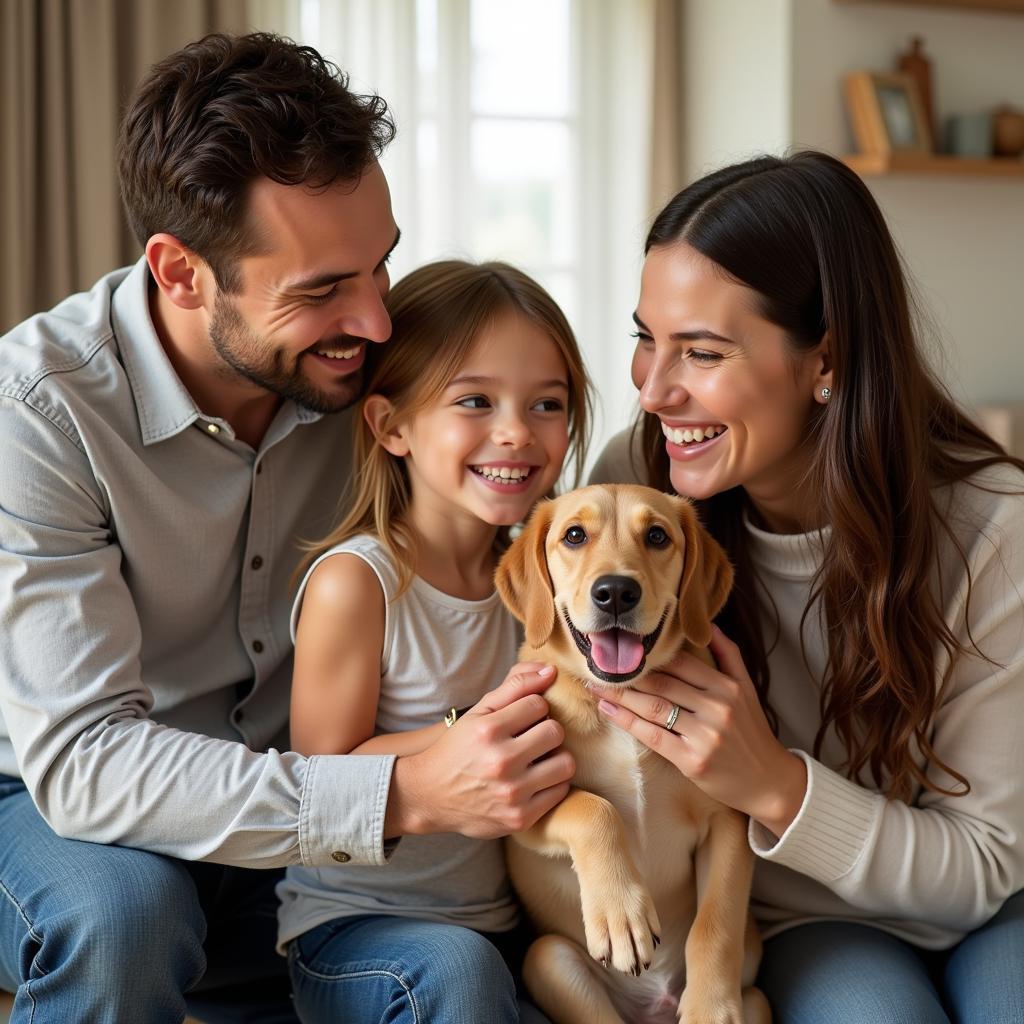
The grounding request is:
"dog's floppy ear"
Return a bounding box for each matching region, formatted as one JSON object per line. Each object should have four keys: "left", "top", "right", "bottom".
{"left": 675, "top": 498, "right": 733, "bottom": 648}
{"left": 495, "top": 500, "right": 556, "bottom": 648}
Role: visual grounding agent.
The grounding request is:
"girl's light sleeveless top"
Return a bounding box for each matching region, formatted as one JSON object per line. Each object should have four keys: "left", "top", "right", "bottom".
{"left": 276, "top": 534, "right": 522, "bottom": 950}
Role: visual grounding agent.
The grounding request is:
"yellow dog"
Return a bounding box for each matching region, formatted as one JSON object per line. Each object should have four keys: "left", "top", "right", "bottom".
{"left": 496, "top": 484, "right": 770, "bottom": 1024}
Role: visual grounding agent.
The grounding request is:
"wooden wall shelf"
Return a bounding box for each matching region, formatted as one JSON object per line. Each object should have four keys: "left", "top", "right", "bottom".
{"left": 837, "top": 0, "right": 1024, "bottom": 14}
{"left": 844, "top": 152, "right": 1024, "bottom": 177}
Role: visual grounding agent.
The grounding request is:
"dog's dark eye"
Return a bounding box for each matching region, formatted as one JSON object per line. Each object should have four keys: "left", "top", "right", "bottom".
{"left": 646, "top": 525, "right": 669, "bottom": 548}
{"left": 563, "top": 525, "right": 588, "bottom": 546}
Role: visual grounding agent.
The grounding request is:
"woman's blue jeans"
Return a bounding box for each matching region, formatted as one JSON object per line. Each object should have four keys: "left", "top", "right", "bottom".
{"left": 757, "top": 889, "right": 1024, "bottom": 1023}
{"left": 287, "top": 915, "right": 548, "bottom": 1024}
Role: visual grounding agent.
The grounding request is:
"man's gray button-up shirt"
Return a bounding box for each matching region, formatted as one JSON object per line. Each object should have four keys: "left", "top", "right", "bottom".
{"left": 0, "top": 258, "right": 395, "bottom": 868}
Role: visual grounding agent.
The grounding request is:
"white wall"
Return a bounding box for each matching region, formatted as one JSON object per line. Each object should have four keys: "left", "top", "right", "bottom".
{"left": 681, "top": 0, "right": 793, "bottom": 183}
{"left": 680, "top": 0, "right": 1024, "bottom": 411}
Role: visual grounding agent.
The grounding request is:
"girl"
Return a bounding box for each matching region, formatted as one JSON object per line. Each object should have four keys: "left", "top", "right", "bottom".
{"left": 589, "top": 151, "right": 1024, "bottom": 1022}
{"left": 277, "top": 259, "right": 591, "bottom": 1024}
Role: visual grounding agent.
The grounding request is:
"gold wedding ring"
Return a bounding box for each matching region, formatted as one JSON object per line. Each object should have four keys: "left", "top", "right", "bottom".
{"left": 664, "top": 703, "right": 681, "bottom": 731}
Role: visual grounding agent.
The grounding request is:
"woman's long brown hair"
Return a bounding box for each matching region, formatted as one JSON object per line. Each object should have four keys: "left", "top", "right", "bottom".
{"left": 295, "top": 259, "right": 592, "bottom": 595}
{"left": 636, "top": 151, "right": 1024, "bottom": 801}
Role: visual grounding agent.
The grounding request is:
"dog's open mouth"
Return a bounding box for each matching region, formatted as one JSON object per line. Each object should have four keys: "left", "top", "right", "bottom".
{"left": 563, "top": 609, "right": 667, "bottom": 684}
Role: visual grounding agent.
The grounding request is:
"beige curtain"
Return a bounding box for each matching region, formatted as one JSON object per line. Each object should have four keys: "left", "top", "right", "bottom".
{"left": 0, "top": 0, "right": 247, "bottom": 332}
{"left": 648, "top": 0, "right": 684, "bottom": 218}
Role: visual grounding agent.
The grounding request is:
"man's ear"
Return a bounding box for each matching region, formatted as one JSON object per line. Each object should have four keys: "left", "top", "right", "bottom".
{"left": 145, "top": 233, "right": 211, "bottom": 311}
{"left": 363, "top": 395, "right": 409, "bottom": 457}
{"left": 676, "top": 498, "right": 733, "bottom": 647}
{"left": 495, "top": 501, "right": 555, "bottom": 649}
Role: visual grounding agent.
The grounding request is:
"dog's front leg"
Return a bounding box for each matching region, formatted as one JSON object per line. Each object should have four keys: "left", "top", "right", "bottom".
{"left": 515, "top": 786, "right": 661, "bottom": 976}
{"left": 678, "top": 808, "right": 769, "bottom": 1024}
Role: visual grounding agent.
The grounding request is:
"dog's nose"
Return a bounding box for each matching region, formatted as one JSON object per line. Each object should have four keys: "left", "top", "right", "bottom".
{"left": 591, "top": 575, "right": 641, "bottom": 617}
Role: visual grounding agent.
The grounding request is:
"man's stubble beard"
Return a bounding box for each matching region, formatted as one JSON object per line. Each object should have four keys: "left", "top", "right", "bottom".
{"left": 208, "top": 291, "right": 366, "bottom": 414}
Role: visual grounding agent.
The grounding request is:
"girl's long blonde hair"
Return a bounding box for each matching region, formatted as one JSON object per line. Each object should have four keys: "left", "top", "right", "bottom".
{"left": 297, "top": 259, "right": 592, "bottom": 593}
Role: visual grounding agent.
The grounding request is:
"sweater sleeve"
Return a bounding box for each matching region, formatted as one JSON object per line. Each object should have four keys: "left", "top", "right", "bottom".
{"left": 750, "top": 483, "right": 1024, "bottom": 933}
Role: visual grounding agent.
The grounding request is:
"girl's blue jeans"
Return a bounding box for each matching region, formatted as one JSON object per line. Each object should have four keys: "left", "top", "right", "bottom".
{"left": 286, "top": 915, "right": 548, "bottom": 1024}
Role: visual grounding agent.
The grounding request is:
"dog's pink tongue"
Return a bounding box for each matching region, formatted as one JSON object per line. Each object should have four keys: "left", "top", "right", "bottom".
{"left": 589, "top": 629, "right": 644, "bottom": 675}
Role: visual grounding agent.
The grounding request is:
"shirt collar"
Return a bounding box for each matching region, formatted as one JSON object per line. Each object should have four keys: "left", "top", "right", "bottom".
{"left": 110, "top": 257, "right": 323, "bottom": 447}
{"left": 111, "top": 257, "right": 203, "bottom": 446}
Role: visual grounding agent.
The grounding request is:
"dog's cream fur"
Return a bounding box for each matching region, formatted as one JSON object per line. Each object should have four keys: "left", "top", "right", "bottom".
{"left": 496, "top": 484, "right": 770, "bottom": 1024}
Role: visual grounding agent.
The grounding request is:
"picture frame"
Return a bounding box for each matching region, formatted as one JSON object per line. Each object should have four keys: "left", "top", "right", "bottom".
{"left": 843, "top": 71, "right": 934, "bottom": 156}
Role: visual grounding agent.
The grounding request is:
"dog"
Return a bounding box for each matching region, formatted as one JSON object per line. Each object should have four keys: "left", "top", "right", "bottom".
{"left": 495, "top": 484, "right": 771, "bottom": 1024}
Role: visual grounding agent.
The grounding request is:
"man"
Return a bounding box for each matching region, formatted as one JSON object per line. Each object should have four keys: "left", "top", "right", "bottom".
{"left": 0, "top": 33, "right": 571, "bottom": 1023}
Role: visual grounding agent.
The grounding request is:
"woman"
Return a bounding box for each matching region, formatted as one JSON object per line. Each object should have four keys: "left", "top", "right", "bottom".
{"left": 589, "top": 150, "right": 1024, "bottom": 1022}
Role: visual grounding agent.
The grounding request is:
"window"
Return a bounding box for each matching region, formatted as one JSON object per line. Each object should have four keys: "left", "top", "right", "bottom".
{"left": 421, "top": 0, "right": 577, "bottom": 326}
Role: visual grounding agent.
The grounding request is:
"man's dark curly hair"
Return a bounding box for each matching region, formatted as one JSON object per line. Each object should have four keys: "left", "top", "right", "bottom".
{"left": 118, "top": 32, "right": 395, "bottom": 291}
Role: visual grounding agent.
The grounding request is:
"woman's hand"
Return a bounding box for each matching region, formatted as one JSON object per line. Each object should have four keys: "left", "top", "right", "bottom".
{"left": 591, "top": 625, "right": 807, "bottom": 838}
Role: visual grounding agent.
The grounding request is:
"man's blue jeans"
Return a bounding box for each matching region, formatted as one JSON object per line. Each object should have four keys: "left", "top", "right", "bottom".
{"left": 757, "top": 890, "right": 1024, "bottom": 1023}
{"left": 0, "top": 774, "right": 297, "bottom": 1023}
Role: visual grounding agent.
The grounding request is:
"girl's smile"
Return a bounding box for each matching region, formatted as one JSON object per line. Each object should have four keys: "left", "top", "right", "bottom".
{"left": 468, "top": 461, "right": 541, "bottom": 493}
{"left": 389, "top": 309, "right": 571, "bottom": 530}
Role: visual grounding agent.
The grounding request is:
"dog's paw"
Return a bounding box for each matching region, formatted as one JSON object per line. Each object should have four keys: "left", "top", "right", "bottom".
{"left": 677, "top": 989, "right": 745, "bottom": 1024}
{"left": 580, "top": 880, "right": 661, "bottom": 976}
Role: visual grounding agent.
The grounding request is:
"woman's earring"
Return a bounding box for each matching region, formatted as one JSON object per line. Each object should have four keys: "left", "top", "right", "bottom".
{"left": 820, "top": 387, "right": 832, "bottom": 402}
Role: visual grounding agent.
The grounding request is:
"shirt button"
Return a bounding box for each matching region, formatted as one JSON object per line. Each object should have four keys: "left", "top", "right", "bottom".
{"left": 206, "top": 423, "right": 220, "bottom": 435}
{"left": 331, "top": 851, "right": 351, "bottom": 863}
{"left": 251, "top": 556, "right": 263, "bottom": 570}
{"left": 256, "top": 462, "right": 263, "bottom": 475}
{"left": 252, "top": 640, "right": 264, "bottom": 654}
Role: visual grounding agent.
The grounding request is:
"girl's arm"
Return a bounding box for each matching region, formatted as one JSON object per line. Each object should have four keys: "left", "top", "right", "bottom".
{"left": 352, "top": 723, "right": 446, "bottom": 756}
{"left": 291, "top": 553, "right": 448, "bottom": 757}
{"left": 291, "top": 553, "right": 386, "bottom": 755}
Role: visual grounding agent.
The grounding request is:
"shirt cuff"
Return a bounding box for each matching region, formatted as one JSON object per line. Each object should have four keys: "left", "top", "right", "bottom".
{"left": 748, "top": 749, "right": 881, "bottom": 884}
{"left": 298, "top": 752, "right": 397, "bottom": 867}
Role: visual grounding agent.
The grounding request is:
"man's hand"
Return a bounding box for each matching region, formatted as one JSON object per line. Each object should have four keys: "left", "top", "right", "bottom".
{"left": 385, "top": 662, "right": 574, "bottom": 839}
